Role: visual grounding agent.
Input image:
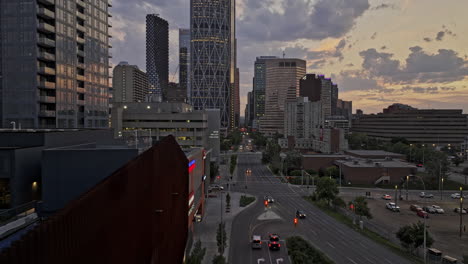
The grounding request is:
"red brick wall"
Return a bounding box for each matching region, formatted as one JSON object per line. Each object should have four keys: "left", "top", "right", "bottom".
{"left": 0, "top": 136, "right": 188, "bottom": 264}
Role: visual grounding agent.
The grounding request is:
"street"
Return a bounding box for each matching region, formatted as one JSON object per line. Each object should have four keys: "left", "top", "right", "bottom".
{"left": 228, "top": 153, "right": 413, "bottom": 264}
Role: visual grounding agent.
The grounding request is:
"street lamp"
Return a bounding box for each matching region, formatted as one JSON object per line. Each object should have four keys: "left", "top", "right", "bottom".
{"left": 394, "top": 185, "right": 398, "bottom": 206}
{"left": 406, "top": 175, "right": 409, "bottom": 201}
{"left": 409, "top": 144, "right": 413, "bottom": 162}
{"left": 460, "top": 187, "right": 464, "bottom": 238}
{"left": 440, "top": 178, "right": 444, "bottom": 201}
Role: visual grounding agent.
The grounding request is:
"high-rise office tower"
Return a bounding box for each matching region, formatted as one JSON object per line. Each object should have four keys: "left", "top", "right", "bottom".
{"left": 0, "top": 0, "right": 111, "bottom": 129}
{"left": 113, "top": 62, "right": 149, "bottom": 103}
{"left": 259, "top": 58, "right": 306, "bottom": 135}
{"left": 300, "top": 74, "right": 339, "bottom": 119}
{"left": 146, "top": 14, "right": 168, "bottom": 102}
{"left": 253, "top": 56, "right": 277, "bottom": 123}
{"left": 179, "top": 29, "right": 191, "bottom": 104}
{"left": 191, "top": 0, "right": 234, "bottom": 129}
{"left": 231, "top": 67, "right": 240, "bottom": 128}
{"left": 245, "top": 91, "right": 255, "bottom": 127}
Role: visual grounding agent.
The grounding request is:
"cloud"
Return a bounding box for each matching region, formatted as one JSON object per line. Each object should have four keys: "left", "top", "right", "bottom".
{"left": 423, "top": 37, "right": 432, "bottom": 42}
{"left": 307, "top": 39, "right": 347, "bottom": 63}
{"left": 372, "top": 3, "right": 396, "bottom": 10}
{"left": 381, "top": 46, "right": 387, "bottom": 50}
{"left": 238, "top": 0, "right": 370, "bottom": 42}
{"left": 400, "top": 86, "right": 457, "bottom": 94}
{"left": 435, "top": 29, "right": 456, "bottom": 41}
{"left": 358, "top": 46, "right": 468, "bottom": 84}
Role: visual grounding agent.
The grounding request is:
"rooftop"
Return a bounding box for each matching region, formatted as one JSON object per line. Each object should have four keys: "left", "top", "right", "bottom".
{"left": 336, "top": 159, "right": 416, "bottom": 168}
{"left": 345, "top": 150, "right": 404, "bottom": 157}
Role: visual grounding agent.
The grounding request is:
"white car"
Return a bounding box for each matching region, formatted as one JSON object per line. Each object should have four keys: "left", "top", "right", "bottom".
{"left": 431, "top": 205, "right": 445, "bottom": 214}
{"left": 210, "top": 185, "right": 224, "bottom": 191}
{"left": 451, "top": 193, "right": 461, "bottom": 199}
{"left": 386, "top": 202, "right": 400, "bottom": 212}
{"left": 264, "top": 196, "right": 275, "bottom": 203}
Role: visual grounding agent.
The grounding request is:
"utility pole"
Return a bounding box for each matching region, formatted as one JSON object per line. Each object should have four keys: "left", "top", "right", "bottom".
{"left": 441, "top": 178, "right": 444, "bottom": 201}
{"left": 394, "top": 185, "right": 398, "bottom": 206}
{"left": 406, "top": 175, "right": 409, "bottom": 201}
{"left": 460, "top": 187, "right": 464, "bottom": 238}
{"left": 339, "top": 163, "right": 342, "bottom": 187}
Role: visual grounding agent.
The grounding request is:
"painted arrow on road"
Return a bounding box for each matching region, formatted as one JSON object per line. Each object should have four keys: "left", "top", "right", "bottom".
{"left": 257, "top": 258, "right": 265, "bottom": 264}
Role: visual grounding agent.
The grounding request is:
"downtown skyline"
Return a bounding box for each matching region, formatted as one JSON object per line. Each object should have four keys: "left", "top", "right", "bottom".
{"left": 110, "top": 0, "right": 468, "bottom": 115}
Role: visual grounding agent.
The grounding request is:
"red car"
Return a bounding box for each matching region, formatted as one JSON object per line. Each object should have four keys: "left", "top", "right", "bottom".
{"left": 417, "top": 210, "right": 429, "bottom": 218}
{"left": 416, "top": 164, "right": 423, "bottom": 167}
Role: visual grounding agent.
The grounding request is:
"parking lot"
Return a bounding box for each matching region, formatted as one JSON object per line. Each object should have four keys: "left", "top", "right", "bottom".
{"left": 341, "top": 192, "right": 468, "bottom": 261}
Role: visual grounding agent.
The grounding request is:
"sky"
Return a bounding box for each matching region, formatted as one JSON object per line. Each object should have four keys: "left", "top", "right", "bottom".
{"left": 110, "top": 0, "right": 468, "bottom": 115}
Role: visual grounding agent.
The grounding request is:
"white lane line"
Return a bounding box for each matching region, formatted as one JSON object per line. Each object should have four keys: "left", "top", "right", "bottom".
{"left": 384, "top": 259, "right": 393, "bottom": 264}
{"left": 364, "top": 256, "right": 374, "bottom": 263}
{"left": 347, "top": 257, "right": 358, "bottom": 264}
{"left": 359, "top": 242, "right": 368, "bottom": 249}
{"left": 326, "top": 242, "right": 336, "bottom": 249}
{"left": 267, "top": 245, "right": 273, "bottom": 264}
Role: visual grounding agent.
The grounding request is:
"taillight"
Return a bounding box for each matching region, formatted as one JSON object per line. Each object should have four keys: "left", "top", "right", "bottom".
{"left": 268, "top": 243, "right": 271, "bottom": 247}
{"left": 278, "top": 244, "right": 281, "bottom": 247}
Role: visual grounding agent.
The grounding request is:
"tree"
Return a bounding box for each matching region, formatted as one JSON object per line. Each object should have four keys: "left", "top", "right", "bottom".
{"left": 225, "top": 193, "right": 231, "bottom": 208}
{"left": 452, "top": 156, "right": 463, "bottom": 167}
{"left": 396, "top": 222, "right": 433, "bottom": 253}
{"left": 216, "top": 222, "right": 227, "bottom": 255}
{"left": 186, "top": 240, "right": 206, "bottom": 264}
{"left": 283, "top": 151, "right": 302, "bottom": 175}
{"left": 315, "top": 177, "right": 339, "bottom": 206}
{"left": 332, "top": 197, "right": 346, "bottom": 208}
{"left": 212, "top": 255, "right": 227, "bottom": 264}
{"left": 352, "top": 196, "right": 372, "bottom": 219}
{"left": 325, "top": 166, "right": 339, "bottom": 179}
{"left": 391, "top": 137, "right": 409, "bottom": 145}
{"left": 210, "top": 162, "right": 219, "bottom": 181}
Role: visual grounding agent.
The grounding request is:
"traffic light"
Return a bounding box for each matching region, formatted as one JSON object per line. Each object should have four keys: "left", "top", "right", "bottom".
{"left": 350, "top": 203, "right": 355, "bottom": 211}
{"left": 264, "top": 200, "right": 268, "bottom": 208}
{"left": 294, "top": 218, "right": 298, "bottom": 226}
{"left": 217, "top": 175, "right": 221, "bottom": 180}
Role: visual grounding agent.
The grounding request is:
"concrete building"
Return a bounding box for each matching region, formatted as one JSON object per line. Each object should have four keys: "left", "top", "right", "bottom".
{"left": 112, "top": 62, "right": 149, "bottom": 103}
{"left": 462, "top": 137, "right": 468, "bottom": 160}
{"left": 230, "top": 68, "right": 240, "bottom": 129}
{"left": 245, "top": 91, "right": 255, "bottom": 127}
{"left": 146, "top": 14, "right": 169, "bottom": 101}
{"left": 179, "top": 29, "right": 191, "bottom": 103}
{"left": 111, "top": 102, "right": 220, "bottom": 160}
{"left": 191, "top": 0, "right": 235, "bottom": 129}
{"left": 0, "top": 129, "right": 126, "bottom": 209}
{"left": 253, "top": 56, "right": 278, "bottom": 122}
{"left": 0, "top": 0, "right": 111, "bottom": 129}
{"left": 352, "top": 104, "right": 468, "bottom": 147}
{"left": 259, "top": 58, "right": 306, "bottom": 135}
{"left": 165, "top": 82, "right": 187, "bottom": 103}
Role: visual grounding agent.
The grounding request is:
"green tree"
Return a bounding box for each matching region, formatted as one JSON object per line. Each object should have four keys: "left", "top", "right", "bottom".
{"left": 315, "top": 177, "right": 339, "bottom": 206}
{"left": 283, "top": 151, "right": 302, "bottom": 175}
{"left": 352, "top": 196, "right": 372, "bottom": 219}
{"left": 251, "top": 132, "right": 267, "bottom": 148}
{"left": 210, "top": 162, "right": 219, "bottom": 181}
{"left": 186, "top": 240, "right": 206, "bottom": 264}
{"left": 229, "top": 155, "right": 237, "bottom": 175}
{"left": 212, "top": 255, "right": 227, "bottom": 264}
{"left": 452, "top": 156, "right": 463, "bottom": 167}
{"left": 216, "top": 222, "right": 227, "bottom": 255}
{"left": 332, "top": 197, "right": 346, "bottom": 208}
{"left": 391, "top": 137, "right": 409, "bottom": 145}
{"left": 262, "top": 140, "right": 281, "bottom": 165}
{"left": 396, "top": 221, "right": 434, "bottom": 253}
{"left": 325, "top": 166, "right": 339, "bottom": 179}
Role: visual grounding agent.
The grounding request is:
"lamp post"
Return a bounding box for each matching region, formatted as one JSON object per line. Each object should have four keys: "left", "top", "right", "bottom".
{"left": 409, "top": 144, "right": 413, "bottom": 162}
{"left": 394, "top": 185, "right": 398, "bottom": 206}
{"left": 422, "top": 144, "right": 425, "bottom": 165}
{"left": 406, "top": 175, "right": 409, "bottom": 201}
{"left": 440, "top": 178, "right": 444, "bottom": 201}
{"left": 460, "top": 187, "right": 464, "bottom": 238}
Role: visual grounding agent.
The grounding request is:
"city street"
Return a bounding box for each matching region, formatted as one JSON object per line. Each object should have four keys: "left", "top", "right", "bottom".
{"left": 229, "top": 153, "right": 413, "bottom": 264}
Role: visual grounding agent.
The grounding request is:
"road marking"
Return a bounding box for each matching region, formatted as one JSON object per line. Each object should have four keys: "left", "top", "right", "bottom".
{"left": 267, "top": 245, "right": 273, "bottom": 264}
{"left": 384, "top": 259, "right": 393, "bottom": 264}
{"left": 364, "top": 256, "right": 374, "bottom": 263}
{"left": 347, "top": 257, "right": 358, "bottom": 264}
{"left": 359, "top": 242, "right": 368, "bottom": 249}
{"left": 326, "top": 242, "right": 335, "bottom": 249}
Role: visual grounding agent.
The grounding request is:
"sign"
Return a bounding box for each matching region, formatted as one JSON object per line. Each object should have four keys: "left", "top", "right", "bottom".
{"left": 188, "top": 160, "right": 196, "bottom": 173}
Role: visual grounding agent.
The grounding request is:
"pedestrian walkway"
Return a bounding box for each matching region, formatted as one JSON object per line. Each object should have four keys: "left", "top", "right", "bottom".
{"left": 193, "top": 191, "right": 256, "bottom": 264}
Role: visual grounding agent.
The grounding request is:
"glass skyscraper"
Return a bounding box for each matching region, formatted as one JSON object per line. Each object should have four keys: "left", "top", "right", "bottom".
{"left": 190, "top": 0, "right": 234, "bottom": 129}
{"left": 146, "top": 14, "right": 168, "bottom": 102}
{"left": 0, "top": 0, "right": 112, "bottom": 128}
{"left": 179, "top": 28, "right": 191, "bottom": 104}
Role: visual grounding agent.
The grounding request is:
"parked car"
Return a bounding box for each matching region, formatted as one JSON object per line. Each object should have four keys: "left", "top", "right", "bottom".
{"left": 410, "top": 204, "right": 422, "bottom": 212}
{"left": 296, "top": 210, "right": 306, "bottom": 218}
{"left": 420, "top": 192, "right": 434, "bottom": 198}
{"left": 454, "top": 208, "right": 467, "bottom": 214}
{"left": 423, "top": 206, "right": 437, "bottom": 214}
{"left": 451, "top": 193, "right": 461, "bottom": 199}
{"left": 210, "top": 185, "right": 224, "bottom": 191}
{"left": 382, "top": 194, "right": 392, "bottom": 200}
{"left": 416, "top": 163, "right": 424, "bottom": 167}
{"left": 386, "top": 202, "right": 400, "bottom": 212}
{"left": 431, "top": 205, "right": 445, "bottom": 214}
{"left": 417, "top": 210, "right": 429, "bottom": 218}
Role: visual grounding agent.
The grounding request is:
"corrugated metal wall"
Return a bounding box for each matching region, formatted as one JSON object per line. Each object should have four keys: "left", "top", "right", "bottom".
{"left": 0, "top": 136, "right": 188, "bottom": 264}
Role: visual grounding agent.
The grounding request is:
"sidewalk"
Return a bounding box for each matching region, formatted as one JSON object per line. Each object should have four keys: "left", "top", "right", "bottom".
{"left": 192, "top": 155, "right": 256, "bottom": 263}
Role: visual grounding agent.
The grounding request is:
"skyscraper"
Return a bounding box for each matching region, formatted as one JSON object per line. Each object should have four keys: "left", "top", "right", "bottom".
{"left": 259, "top": 58, "right": 306, "bottom": 135}
{"left": 146, "top": 14, "right": 168, "bottom": 102}
{"left": 112, "top": 62, "right": 149, "bottom": 103}
{"left": 253, "top": 56, "right": 278, "bottom": 123}
{"left": 179, "top": 29, "right": 191, "bottom": 104}
{"left": 245, "top": 91, "right": 255, "bottom": 127}
{"left": 191, "top": 0, "right": 234, "bottom": 129}
{"left": 0, "top": 0, "right": 111, "bottom": 129}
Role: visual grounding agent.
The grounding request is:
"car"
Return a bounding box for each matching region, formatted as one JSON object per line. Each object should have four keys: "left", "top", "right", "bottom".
{"left": 268, "top": 234, "right": 280, "bottom": 250}
{"left": 420, "top": 192, "right": 434, "bottom": 198}
{"left": 382, "top": 194, "right": 392, "bottom": 200}
{"left": 431, "top": 205, "right": 445, "bottom": 214}
{"left": 246, "top": 168, "right": 252, "bottom": 175}
{"left": 417, "top": 210, "right": 429, "bottom": 218}
{"left": 410, "top": 204, "right": 422, "bottom": 212}
{"left": 416, "top": 163, "right": 424, "bottom": 167}
{"left": 454, "top": 208, "right": 467, "bottom": 214}
{"left": 386, "top": 202, "right": 400, "bottom": 212}
{"left": 296, "top": 210, "right": 306, "bottom": 218}
{"left": 251, "top": 235, "right": 262, "bottom": 249}
{"left": 423, "top": 206, "right": 437, "bottom": 214}
{"left": 264, "top": 196, "right": 275, "bottom": 203}
{"left": 451, "top": 193, "right": 461, "bottom": 199}
{"left": 210, "top": 185, "right": 224, "bottom": 191}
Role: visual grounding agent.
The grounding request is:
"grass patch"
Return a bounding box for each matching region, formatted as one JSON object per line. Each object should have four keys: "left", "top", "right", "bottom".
{"left": 239, "top": 195, "right": 255, "bottom": 207}
{"left": 304, "top": 197, "right": 424, "bottom": 264}
{"left": 287, "top": 236, "right": 334, "bottom": 264}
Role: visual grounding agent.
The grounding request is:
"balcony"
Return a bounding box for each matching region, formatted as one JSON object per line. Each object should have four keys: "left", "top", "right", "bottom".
{"left": 76, "top": 11, "right": 86, "bottom": 20}
{"left": 37, "top": 51, "right": 55, "bottom": 61}
{"left": 39, "top": 110, "right": 56, "bottom": 118}
{"left": 108, "top": 51, "right": 112, "bottom": 58}
{"left": 38, "top": 0, "right": 54, "bottom": 5}
{"left": 108, "top": 0, "right": 112, "bottom": 7}
{"left": 38, "top": 22, "right": 55, "bottom": 33}
{"left": 77, "top": 49, "right": 84, "bottom": 57}
{"left": 77, "top": 87, "right": 85, "bottom": 93}
{"left": 77, "top": 99, "right": 85, "bottom": 105}
{"left": 76, "top": 0, "right": 85, "bottom": 7}
{"left": 76, "top": 36, "right": 85, "bottom": 44}
{"left": 37, "top": 8, "right": 55, "bottom": 19}
{"left": 76, "top": 24, "right": 86, "bottom": 32}
{"left": 108, "top": 20, "right": 112, "bottom": 27}
{"left": 37, "top": 37, "right": 55, "bottom": 48}
{"left": 77, "top": 62, "right": 85, "bottom": 69}
{"left": 38, "top": 66, "right": 56, "bottom": 75}
{"left": 39, "top": 96, "right": 56, "bottom": 104}
{"left": 108, "top": 13, "right": 112, "bottom": 17}
{"left": 77, "top": 74, "right": 85, "bottom": 81}
{"left": 38, "top": 80, "right": 56, "bottom": 90}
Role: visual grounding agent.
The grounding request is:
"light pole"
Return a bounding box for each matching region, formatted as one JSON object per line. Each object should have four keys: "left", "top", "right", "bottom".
{"left": 440, "top": 178, "right": 444, "bottom": 201}
{"left": 409, "top": 144, "right": 413, "bottom": 162}
{"left": 406, "top": 175, "right": 409, "bottom": 201}
{"left": 460, "top": 187, "right": 464, "bottom": 238}
{"left": 422, "top": 144, "right": 425, "bottom": 165}
{"left": 394, "top": 185, "right": 398, "bottom": 206}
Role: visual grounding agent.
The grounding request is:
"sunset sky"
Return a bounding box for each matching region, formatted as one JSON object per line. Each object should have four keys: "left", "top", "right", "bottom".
{"left": 110, "top": 0, "right": 468, "bottom": 115}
